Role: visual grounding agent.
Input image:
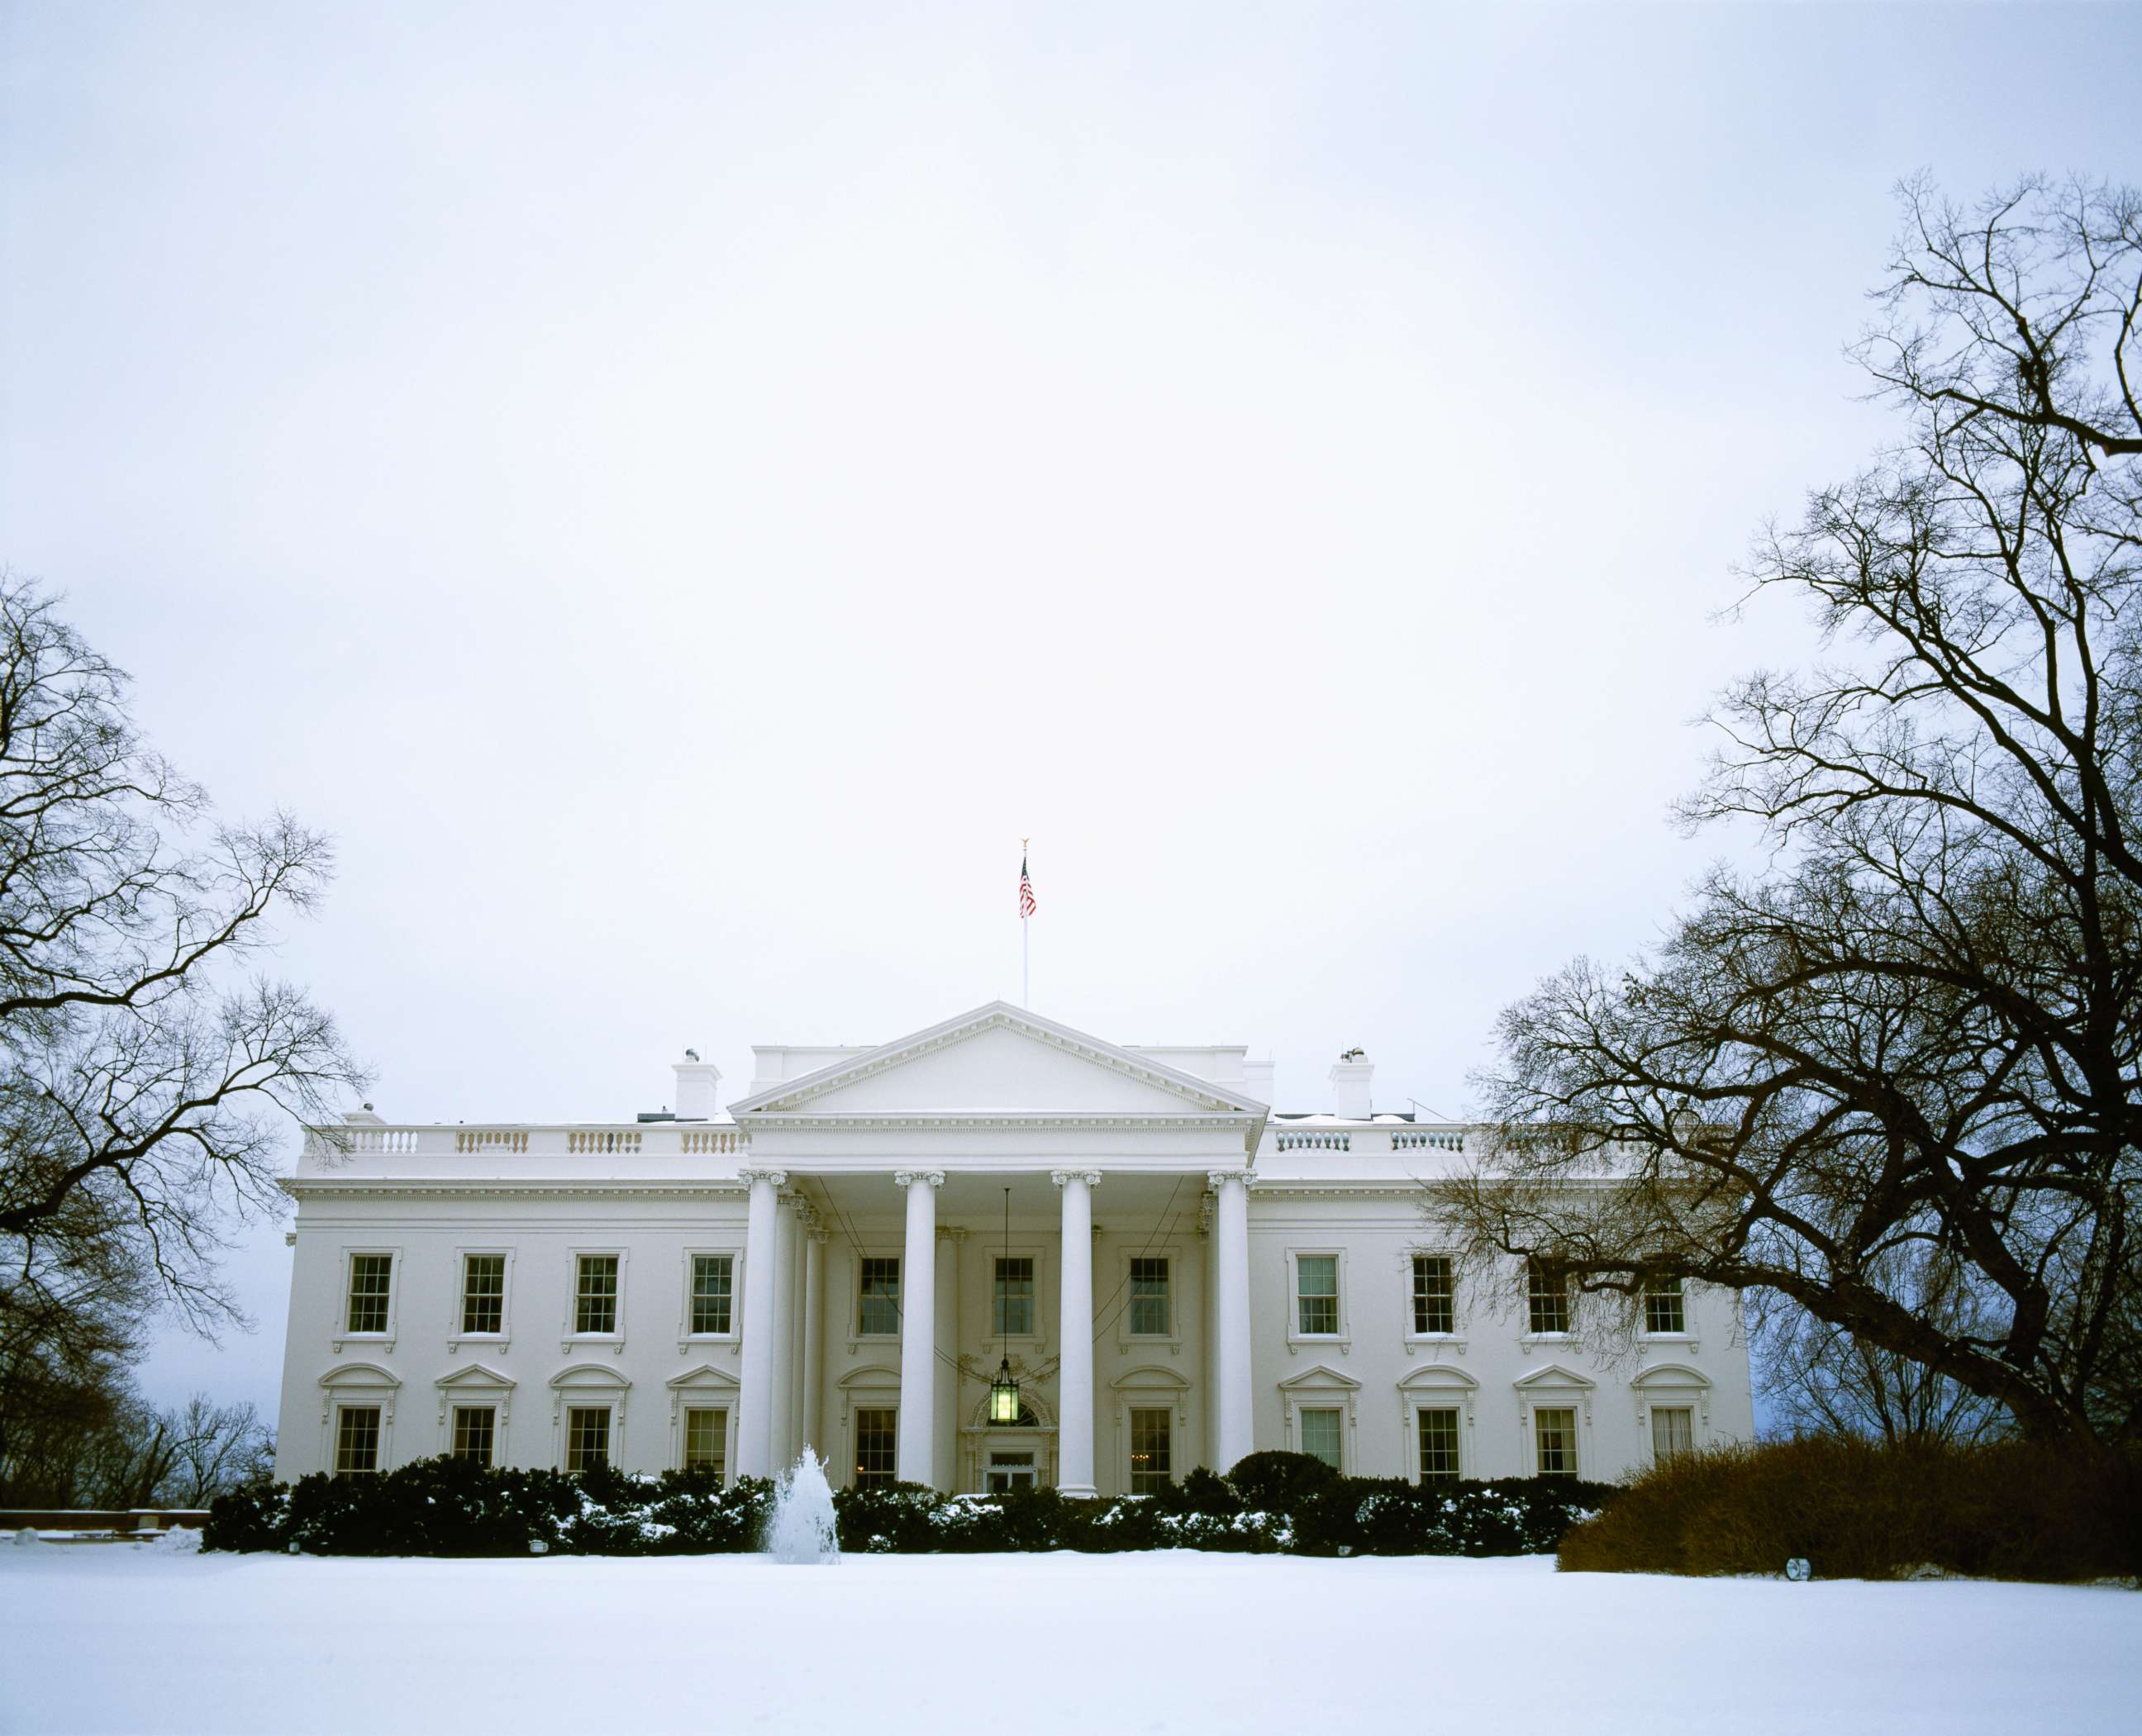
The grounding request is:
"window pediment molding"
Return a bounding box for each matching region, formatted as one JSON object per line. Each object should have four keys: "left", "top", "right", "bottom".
{"left": 667, "top": 1363, "right": 740, "bottom": 1391}
{"left": 1276, "top": 1363, "right": 1362, "bottom": 1393}
{"left": 320, "top": 1362, "right": 401, "bottom": 1390}
{"left": 434, "top": 1363, "right": 514, "bottom": 1391}
{"left": 1109, "top": 1363, "right": 1191, "bottom": 1392}
{"left": 549, "top": 1363, "right": 632, "bottom": 1391}
{"left": 1512, "top": 1362, "right": 1597, "bottom": 1392}
{"left": 1631, "top": 1361, "right": 1711, "bottom": 1389}
{"left": 835, "top": 1363, "right": 903, "bottom": 1391}
{"left": 1397, "top": 1363, "right": 1478, "bottom": 1392}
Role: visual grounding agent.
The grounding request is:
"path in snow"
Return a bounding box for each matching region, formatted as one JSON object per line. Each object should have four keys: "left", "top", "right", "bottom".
{"left": 2, "top": 1547, "right": 2135, "bottom": 1734}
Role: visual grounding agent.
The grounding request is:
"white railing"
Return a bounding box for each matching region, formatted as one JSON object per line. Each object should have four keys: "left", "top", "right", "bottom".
{"left": 1276, "top": 1131, "right": 1350, "bottom": 1152}
{"left": 1392, "top": 1130, "right": 1464, "bottom": 1152}
{"left": 317, "top": 1124, "right": 745, "bottom": 1159}
{"left": 567, "top": 1130, "right": 643, "bottom": 1153}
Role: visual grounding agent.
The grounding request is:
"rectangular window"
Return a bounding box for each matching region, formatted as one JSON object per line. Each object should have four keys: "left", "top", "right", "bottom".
{"left": 1129, "top": 1407, "right": 1173, "bottom": 1494}
{"left": 858, "top": 1258, "right": 900, "bottom": 1336}
{"left": 690, "top": 1255, "right": 734, "bottom": 1336}
{"left": 1527, "top": 1260, "right": 1569, "bottom": 1335}
{"left": 1298, "top": 1406, "right": 1344, "bottom": 1472}
{"left": 1295, "top": 1255, "right": 1340, "bottom": 1336}
{"left": 993, "top": 1257, "right": 1035, "bottom": 1337}
{"left": 460, "top": 1254, "right": 504, "bottom": 1335}
{"left": 566, "top": 1405, "right": 611, "bottom": 1472}
{"left": 345, "top": 1254, "right": 392, "bottom": 1334}
{"left": 451, "top": 1405, "right": 496, "bottom": 1467}
{"left": 1417, "top": 1407, "right": 1460, "bottom": 1481}
{"left": 986, "top": 1450, "right": 1037, "bottom": 1494}
{"left": 1128, "top": 1258, "right": 1170, "bottom": 1337}
{"left": 854, "top": 1407, "right": 897, "bottom": 1488}
{"left": 1645, "top": 1275, "right": 1686, "bottom": 1335}
{"left": 1535, "top": 1406, "right": 1578, "bottom": 1477}
{"left": 575, "top": 1255, "right": 619, "bottom": 1336}
{"left": 683, "top": 1406, "right": 728, "bottom": 1477}
{"left": 1411, "top": 1255, "right": 1454, "bottom": 1335}
{"left": 1651, "top": 1405, "right": 1693, "bottom": 1462}
{"left": 334, "top": 1405, "right": 381, "bottom": 1476}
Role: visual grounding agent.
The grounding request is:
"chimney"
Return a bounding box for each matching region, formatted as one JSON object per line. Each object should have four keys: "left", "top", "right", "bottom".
{"left": 1242, "top": 1057, "right": 1275, "bottom": 1106}
{"left": 1328, "top": 1051, "right": 1373, "bottom": 1120}
{"left": 673, "top": 1049, "right": 722, "bottom": 1120}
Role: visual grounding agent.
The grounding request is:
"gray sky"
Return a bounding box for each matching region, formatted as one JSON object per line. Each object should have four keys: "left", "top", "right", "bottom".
{"left": 4, "top": 2, "right": 2136, "bottom": 1417}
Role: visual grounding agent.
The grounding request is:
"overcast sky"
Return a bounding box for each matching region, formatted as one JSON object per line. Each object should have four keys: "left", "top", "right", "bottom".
{"left": 4, "top": 2, "right": 2137, "bottom": 1416}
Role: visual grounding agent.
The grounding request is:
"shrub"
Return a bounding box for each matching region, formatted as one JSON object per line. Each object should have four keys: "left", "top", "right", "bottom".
{"left": 1557, "top": 1435, "right": 2142, "bottom": 1582}
{"left": 1225, "top": 1451, "right": 1340, "bottom": 1512}
{"left": 205, "top": 1452, "right": 1616, "bottom": 1559}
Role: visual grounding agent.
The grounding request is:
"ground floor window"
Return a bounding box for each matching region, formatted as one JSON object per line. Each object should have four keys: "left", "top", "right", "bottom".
{"left": 1129, "top": 1408, "right": 1173, "bottom": 1494}
{"left": 854, "top": 1407, "right": 897, "bottom": 1488}
{"left": 986, "top": 1450, "right": 1035, "bottom": 1494}
{"left": 1416, "top": 1406, "right": 1460, "bottom": 1481}
{"left": 683, "top": 1406, "right": 727, "bottom": 1477}
{"left": 335, "top": 1405, "right": 381, "bottom": 1477}
{"left": 1297, "top": 1405, "right": 1344, "bottom": 1472}
{"left": 451, "top": 1405, "right": 495, "bottom": 1467}
{"left": 566, "top": 1405, "right": 611, "bottom": 1472}
{"left": 1650, "top": 1405, "right": 1693, "bottom": 1462}
{"left": 1534, "top": 1406, "right": 1578, "bottom": 1477}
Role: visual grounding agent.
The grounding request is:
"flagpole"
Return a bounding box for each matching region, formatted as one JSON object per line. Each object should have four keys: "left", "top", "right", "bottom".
{"left": 1020, "top": 837, "right": 1031, "bottom": 1008}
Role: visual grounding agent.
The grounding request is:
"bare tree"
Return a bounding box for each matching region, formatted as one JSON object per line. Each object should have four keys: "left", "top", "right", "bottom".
{"left": 1437, "top": 176, "right": 2142, "bottom": 1444}
{"left": 0, "top": 578, "right": 366, "bottom": 1491}
{"left": 155, "top": 1393, "right": 273, "bottom": 1504}
{"left": 1759, "top": 1254, "right": 2011, "bottom": 1446}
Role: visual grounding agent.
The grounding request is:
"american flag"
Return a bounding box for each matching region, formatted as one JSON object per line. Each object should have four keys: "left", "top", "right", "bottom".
{"left": 1019, "top": 852, "right": 1037, "bottom": 919}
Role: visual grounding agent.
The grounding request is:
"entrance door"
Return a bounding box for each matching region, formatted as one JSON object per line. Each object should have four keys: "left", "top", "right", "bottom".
{"left": 985, "top": 1449, "right": 1036, "bottom": 1493}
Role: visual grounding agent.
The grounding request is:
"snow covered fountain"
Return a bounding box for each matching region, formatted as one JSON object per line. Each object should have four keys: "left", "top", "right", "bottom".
{"left": 764, "top": 1447, "right": 840, "bottom": 1565}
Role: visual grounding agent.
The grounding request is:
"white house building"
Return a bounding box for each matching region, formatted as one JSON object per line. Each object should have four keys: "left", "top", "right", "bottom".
{"left": 275, "top": 1002, "right": 1752, "bottom": 1494}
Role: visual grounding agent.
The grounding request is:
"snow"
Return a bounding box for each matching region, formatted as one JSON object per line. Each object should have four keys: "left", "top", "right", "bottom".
{"left": 2, "top": 1548, "right": 2134, "bottom": 1734}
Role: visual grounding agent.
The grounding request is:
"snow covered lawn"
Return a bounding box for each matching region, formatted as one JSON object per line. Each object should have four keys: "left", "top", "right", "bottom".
{"left": 2, "top": 1546, "right": 2135, "bottom": 1735}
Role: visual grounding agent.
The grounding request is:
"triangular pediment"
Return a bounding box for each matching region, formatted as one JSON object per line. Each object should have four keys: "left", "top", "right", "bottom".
{"left": 727, "top": 1003, "right": 1265, "bottom": 1119}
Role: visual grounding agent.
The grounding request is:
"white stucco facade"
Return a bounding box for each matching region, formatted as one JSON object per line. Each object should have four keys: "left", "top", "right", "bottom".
{"left": 274, "top": 1002, "right": 1753, "bottom": 1491}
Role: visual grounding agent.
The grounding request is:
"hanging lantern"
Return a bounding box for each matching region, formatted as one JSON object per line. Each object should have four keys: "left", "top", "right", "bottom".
{"left": 988, "top": 1355, "right": 1021, "bottom": 1425}
{"left": 988, "top": 1186, "right": 1021, "bottom": 1425}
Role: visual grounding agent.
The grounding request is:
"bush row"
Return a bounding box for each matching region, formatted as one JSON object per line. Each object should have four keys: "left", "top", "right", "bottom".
{"left": 205, "top": 1449, "right": 1615, "bottom": 1558}
{"left": 1556, "top": 1435, "right": 2142, "bottom": 1582}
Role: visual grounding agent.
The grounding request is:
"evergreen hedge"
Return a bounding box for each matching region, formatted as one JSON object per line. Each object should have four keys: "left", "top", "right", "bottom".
{"left": 205, "top": 1451, "right": 1613, "bottom": 1558}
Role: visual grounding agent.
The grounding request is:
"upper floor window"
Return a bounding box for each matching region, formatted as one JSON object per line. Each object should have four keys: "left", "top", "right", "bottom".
{"left": 690, "top": 1255, "right": 735, "bottom": 1335}
{"left": 1526, "top": 1259, "right": 1569, "bottom": 1335}
{"left": 1295, "top": 1255, "right": 1340, "bottom": 1336}
{"left": 993, "top": 1257, "right": 1035, "bottom": 1336}
{"left": 461, "top": 1254, "right": 504, "bottom": 1334}
{"left": 575, "top": 1255, "right": 620, "bottom": 1335}
{"left": 335, "top": 1405, "right": 381, "bottom": 1476}
{"left": 1411, "top": 1255, "right": 1454, "bottom": 1334}
{"left": 1128, "top": 1258, "right": 1171, "bottom": 1337}
{"left": 345, "top": 1254, "right": 393, "bottom": 1334}
{"left": 858, "top": 1258, "right": 900, "bottom": 1336}
{"left": 1645, "top": 1275, "right": 1686, "bottom": 1335}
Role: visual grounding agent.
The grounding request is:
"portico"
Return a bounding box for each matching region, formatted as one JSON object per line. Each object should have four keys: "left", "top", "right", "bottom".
{"left": 722, "top": 1005, "right": 1269, "bottom": 1492}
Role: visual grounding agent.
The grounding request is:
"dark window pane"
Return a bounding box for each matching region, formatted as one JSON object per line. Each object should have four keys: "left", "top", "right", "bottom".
{"left": 858, "top": 1258, "right": 900, "bottom": 1336}
{"left": 854, "top": 1407, "right": 897, "bottom": 1488}
{"left": 1411, "top": 1256, "right": 1454, "bottom": 1335}
{"left": 345, "top": 1255, "right": 392, "bottom": 1334}
{"left": 691, "top": 1256, "right": 734, "bottom": 1335}
{"left": 575, "top": 1256, "right": 619, "bottom": 1335}
{"left": 1128, "top": 1258, "right": 1170, "bottom": 1336}
{"left": 993, "top": 1257, "right": 1034, "bottom": 1337}
{"left": 461, "top": 1255, "right": 504, "bottom": 1334}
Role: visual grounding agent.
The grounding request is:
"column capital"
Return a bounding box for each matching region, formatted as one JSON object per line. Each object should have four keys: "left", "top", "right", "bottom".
{"left": 893, "top": 1168, "right": 946, "bottom": 1190}
{"left": 1206, "top": 1167, "right": 1254, "bottom": 1190}
{"left": 937, "top": 1225, "right": 970, "bottom": 1244}
{"left": 1050, "top": 1168, "right": 1102, "bottom": 1189}
{"left": 739, "top": 1164, "right": 789, "bottom": 1187}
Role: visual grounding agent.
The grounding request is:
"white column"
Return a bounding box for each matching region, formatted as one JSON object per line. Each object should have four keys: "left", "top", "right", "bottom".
{"left": 934, "top": 1226, "right": 962, "bottom": 1491}
{"left": 1209, "top": 1168, "right": 1254, "bottom": 1473}
{"left": 802, "top": 1226, "right": 826, "bottom": 1458}
{"left": 737, "top": 1165, "right": 787, "bottom": 1479}
{"left": 1052, "top": 1168, "right": 1101, "bottom": 1498}
{"left": 769, "top": 1193, "right": 797, "bottom": 1467}
{"left": 895, "top": 1170, "right": 944, "bottom": 1486}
